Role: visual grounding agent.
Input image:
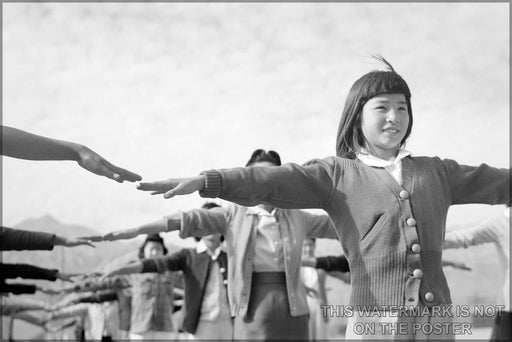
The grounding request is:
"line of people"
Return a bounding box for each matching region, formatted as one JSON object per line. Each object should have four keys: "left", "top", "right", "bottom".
{"left": 1, "top": 124, "right": 142, "bottom": 339}
{"left": 2, "top": 55, "right": 510, "bottom": 341}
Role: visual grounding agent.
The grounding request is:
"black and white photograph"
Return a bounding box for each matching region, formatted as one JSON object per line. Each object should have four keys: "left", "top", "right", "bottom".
{"left": 1, "top": 2, "right": 509, "bottom": 341}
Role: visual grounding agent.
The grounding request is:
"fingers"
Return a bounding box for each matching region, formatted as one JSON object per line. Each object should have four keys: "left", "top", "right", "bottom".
{"left": 101, "top": 159, "right": 143, "bottom": 183}
{"left": 163, "top": 181, "right": 187, "bottom": 198}
{"left": 136, "top": 180, "right": 169, "bottom": 191}
{"left": 67, "top": 238, "right": 96, "bottom": 247}
{"left": 94, "top": 162, "right": 124, "bottom": 183}
{"left": 82, "top": 240, "right": 96, "bottom": 248}
{"left": 163, "top": 190, "right": 176, "bottom": 199}
{"left": 57, "top": 273, "right": 72, "bottom": 282}
{"left": 77, "top": 235, "right": 102, "bottom": 242}
{"left": 106, "top": 163, "right": 143, "bottom": 182}
{"left": 72, "top": 239, "right": 96, "bottom": 247}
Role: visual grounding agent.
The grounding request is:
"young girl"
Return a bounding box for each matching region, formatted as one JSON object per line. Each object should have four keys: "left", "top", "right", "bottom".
{"left": 125, "top": 234, "right": 176, "bottom": 341}
{"left": 137, "top": 58, "right": 510, "bottom": 340}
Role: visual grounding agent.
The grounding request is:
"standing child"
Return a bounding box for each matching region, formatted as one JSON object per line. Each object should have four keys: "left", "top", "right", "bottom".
{"left": 136, "top": 56, "right": 510, "bottom": 340}
{"left": 126, "top": 234, "right": 176, "bottom": 341}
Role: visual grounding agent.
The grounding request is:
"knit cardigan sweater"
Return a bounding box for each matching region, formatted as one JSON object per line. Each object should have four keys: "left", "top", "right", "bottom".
{"left": 200, "top": 156, "right": 510, "bottom": 310}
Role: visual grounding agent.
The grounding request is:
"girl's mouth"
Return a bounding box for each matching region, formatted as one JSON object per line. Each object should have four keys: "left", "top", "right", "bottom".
{"left": 382, "top": 127, "right": 400, "bottom": 134}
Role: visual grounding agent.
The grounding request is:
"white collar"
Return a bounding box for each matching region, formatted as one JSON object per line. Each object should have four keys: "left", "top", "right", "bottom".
{"left": 196, "top": 240, "right": 223, "bottom": 260}
{"left": 246, "top": 205, "right": 278, "bottom": 216}
{"left": 356, "top": 148, "right": 411, "bottom": 167}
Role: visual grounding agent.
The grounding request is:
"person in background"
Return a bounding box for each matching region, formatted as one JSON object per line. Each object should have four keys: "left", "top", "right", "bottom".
{"left": 90, "top": 149, "right": 339, "bottom": 340}
{"left": 102, "top": 230, "right": 232, "bottom": 340}
{"left": 444, "top": 205, "right": 510, "bottom": 341}
{"left": 47, "top": 291, "right": 121, "bottom": 341}
{"left": 300, "top": 238, "right": 330, "bottom": 340}
{"left": 124, "top": 234, "right": 176, "bottom": 340}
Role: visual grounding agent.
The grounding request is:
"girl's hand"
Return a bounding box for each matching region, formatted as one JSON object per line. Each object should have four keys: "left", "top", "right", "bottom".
{"left": 54, "top": 236, "right": 95, "bottom": 248}
{"left": 56, "top": 272, "right": 81, "bottom": 282}
{"left": 76, "top": 235, "right": 103, "bottom": 242}
{"left": 36, "top": 285, "right": 60, "bottom": 295}
{"left": 78, "top": 231, "right": 130, "bottom": 242}
{"left": 137, "top": 175, "right": 205, "bottom": 199}
{"left": 103, "top": 230, "right": 136, "bottom": 241}
{"left": 75, "top": 145, "right": 142, "bottom": 183}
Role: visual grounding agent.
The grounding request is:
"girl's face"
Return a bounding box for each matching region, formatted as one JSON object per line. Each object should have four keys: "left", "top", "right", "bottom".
{"left": 143, "top": 241, "right": 165, "bottom": 259}
{"left": 202, "top": 234, "right": 222, "bottom": 251}
{"left": 360, "top": 93, "right": 410, "bottom": 161}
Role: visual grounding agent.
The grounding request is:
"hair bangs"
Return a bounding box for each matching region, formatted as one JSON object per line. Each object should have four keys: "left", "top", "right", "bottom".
{"left": 357, "top": 71, "right": 411, "bottom": 104}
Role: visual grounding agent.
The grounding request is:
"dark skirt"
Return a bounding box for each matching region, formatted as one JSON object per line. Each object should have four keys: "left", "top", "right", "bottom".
{"left": 491, "top": 310, "right": 511, "bottom": 341}
{"left": 233, "top": 272, "right": 309, "bottom": 340}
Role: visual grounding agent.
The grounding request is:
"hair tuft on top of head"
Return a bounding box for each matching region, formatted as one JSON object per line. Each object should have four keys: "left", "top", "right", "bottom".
{"left": 246, "top": 149, "right": 281, "bottom": 167}
{"left": 370, "top": 53, "right": 396, "bottom": 72}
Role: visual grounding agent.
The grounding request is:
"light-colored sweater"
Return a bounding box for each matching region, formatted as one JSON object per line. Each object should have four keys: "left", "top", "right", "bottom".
{"left": 200, "top": 156, "right": 510, "bottom": 309}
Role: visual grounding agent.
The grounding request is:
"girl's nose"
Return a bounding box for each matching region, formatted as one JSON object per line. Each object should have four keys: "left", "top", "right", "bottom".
{"left": 386, "top": 109, "right": 399, "bottom": 123}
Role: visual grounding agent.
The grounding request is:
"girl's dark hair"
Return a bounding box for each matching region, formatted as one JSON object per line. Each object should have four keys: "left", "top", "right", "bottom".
{"left": 246, "top": 149, "right": 281, "bottom": 167}
{"left": 138, "top": 234, "right": 168, "bottom": 259}
{"left": 336, "top": 55, "right": 413, "bottom": 158}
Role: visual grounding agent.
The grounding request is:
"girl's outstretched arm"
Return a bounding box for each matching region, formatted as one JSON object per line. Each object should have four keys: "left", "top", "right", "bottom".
{"left": 136, "top": 176, "right": 206, "bottom": 198}
{"left": 101, "top": 262, "right": 143, "bottom": 280}
{"left": 80, "top": 219, "right": 169, "bottom": 242}
{"left": 138, "top": 158, "right": 336, "bottom": 209}
{"left": 0, "top": 227, "right": 93, "bottom": 251}
{"left": 2, "top": 125, "right": 142, "bottom": 183}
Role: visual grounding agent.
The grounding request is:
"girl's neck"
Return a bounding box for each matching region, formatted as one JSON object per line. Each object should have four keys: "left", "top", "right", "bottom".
{"left": 259, "top": 204, "right": 274, "bottom": 213}
{"left": 365, "top": 145, "right": 399, "bottom": 162}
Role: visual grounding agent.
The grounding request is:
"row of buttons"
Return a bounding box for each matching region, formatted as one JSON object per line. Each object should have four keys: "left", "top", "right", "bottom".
{"left": 402, "top": 190, "right": 435, "bottom": 304}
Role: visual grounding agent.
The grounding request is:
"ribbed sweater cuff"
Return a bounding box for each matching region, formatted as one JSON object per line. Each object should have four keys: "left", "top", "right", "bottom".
{"left": 199, "top": 170, "right": 222, "bottom": 198}
{"left": 141, "top": 259, "right": 158, "bottom": 273}
{"left": 165, "top": 214, "right": 181, "bottom": 232}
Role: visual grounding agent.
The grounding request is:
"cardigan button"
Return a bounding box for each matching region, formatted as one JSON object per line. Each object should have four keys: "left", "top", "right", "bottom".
{"left": 406, "top": 218, "right": 416, "bottom": 227}
{"left": 399, "top": 190, "right": 409, "bottom": 200}
{"left": 412, "top": 269, "right": 423, "bottom": 278}
{"left": 223, "top": 279, "right": 228, "bottom": 285}
{"left": 219, "top": 267, "right": 226, "bottom": 273}
{"left": 411, "top": 244, "right": 421, "bottom": 253}
{"left": 425, "top": 292, "right": 434, "bottom": 302}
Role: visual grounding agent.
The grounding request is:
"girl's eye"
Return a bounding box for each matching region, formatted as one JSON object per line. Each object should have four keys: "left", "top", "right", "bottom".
{"left": 398, "top": 107, "right": 407, "bottom": 112}
{"left": 374, "top": 106, "right": 386, "bottom": 111}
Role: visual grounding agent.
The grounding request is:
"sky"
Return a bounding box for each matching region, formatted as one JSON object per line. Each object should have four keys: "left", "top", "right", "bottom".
{"left": 2, "top": 3, "right": 509, "bottom": 237}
